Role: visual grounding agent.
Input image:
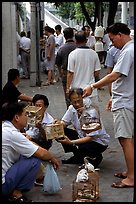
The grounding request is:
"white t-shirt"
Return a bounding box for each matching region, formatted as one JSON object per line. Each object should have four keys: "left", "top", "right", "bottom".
{"left": 55, "top": 33, "right": 64, "bottom": 55}
{"left": 67, "top": 47, "right": 101, "bottom": 97}
{"left": 2, "top": 121, "right": 38, "bottom": 184}
{"left": 86, "top": 35, "right": 96, "bottom": 49}
{"left": 19, "top": 36, "right": 31, "bottom": 50}
{"left": 112, "top": 40, "right": 134, "bottom": 111}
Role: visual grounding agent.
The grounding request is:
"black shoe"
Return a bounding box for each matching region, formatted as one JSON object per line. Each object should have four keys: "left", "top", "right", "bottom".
{"left": 61, "top": 156, "right": 83, "bottom": 164}
{"left": 8, "top": 195, "right": 33, "bottom": 202}
{"left": 87, "top": 154, "right": 103, "bottom": 168}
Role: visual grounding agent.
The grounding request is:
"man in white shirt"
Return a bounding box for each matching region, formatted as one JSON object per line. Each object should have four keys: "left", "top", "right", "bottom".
{"left": 66, "top": 31, "right": 101, "bottom": 106}
{"left": 82, "top": 25, "right": 96, "bottom": 49}
{"left": 55, "top": 24, "right": 65, "bottom": 56}
{"left": 2, "top": 102, "right": 59, "bottom": 202}
{"left": 57, "top": 88, "right": 110, "bottom": 166}
{"left": 83, "top": 23, "right": 134, "bottom": 189}
{"left": 19, "top": 31, "right": 31, "bottom": 79}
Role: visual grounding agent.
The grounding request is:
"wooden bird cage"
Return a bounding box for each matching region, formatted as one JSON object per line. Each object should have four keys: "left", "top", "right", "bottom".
{"left": 72, "top": 171, "right": 99, "bottom": 202}
{"left": 25, "top": 105, "right": 42, "bottom": 127}
{"left": 44, "top": 123, "right": 65, "bottom": 140}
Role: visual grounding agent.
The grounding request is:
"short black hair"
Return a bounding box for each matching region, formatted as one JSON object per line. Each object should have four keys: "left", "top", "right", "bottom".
{"left": 82, "top": 25, "right": 90, "bottom": 31}
{"left": 75, "top": 31, "right": 87, "bottom": 43}
{"left": 8, "top": 68, "right": 20, "bottom": 81}
{"left": 107, "top": 23, "right": 130, "bottom": 35}
{"left": 55, "top": 24, "right": 62, "bottom": 32}
{"left": 69, "top": 88, "right": 83, "bottom": 100}
{"left": 20, "top": 31, "right": 26, "bottom": 37}
{"left": 32, "top": 94, "right": 49, "bottom": 106}
{"left": 2, "top": 101, "right": 27, "bottom": 121}
{"left": 63, "top": 27, "right": 74, "bottom": 40}
{"left": 44, "top": 26, "right": 53, "bottom": 33}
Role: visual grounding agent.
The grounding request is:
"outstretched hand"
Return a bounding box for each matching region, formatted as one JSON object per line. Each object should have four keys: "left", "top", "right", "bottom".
{"left": 82, "top": 86, "right": 93, "bottom": 98}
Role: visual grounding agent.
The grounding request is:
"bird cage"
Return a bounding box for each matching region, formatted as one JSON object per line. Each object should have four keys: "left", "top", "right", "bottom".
{"left": 72, "top": 171, "right": 99, "bottom": 202}
{"left": 80, "top": 104, "right": 101, "bottom": 134}
{"left": 72, "top": 157, "right": 99, "bottom": 202}
{"left": 25, "top": 105, "right": 42, "bottom": 127}
{"left": 44, "top": 123, "right": 65, "bottom": 140}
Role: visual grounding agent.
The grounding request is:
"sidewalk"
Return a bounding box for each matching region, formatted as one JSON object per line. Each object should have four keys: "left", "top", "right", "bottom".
{"left": 18, "top": 68, "right": 134, "bottom": 202}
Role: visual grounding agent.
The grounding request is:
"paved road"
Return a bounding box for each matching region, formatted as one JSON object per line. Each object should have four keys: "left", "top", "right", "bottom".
{"left": 18, "top": 68, "right": 134, "bottom": 202}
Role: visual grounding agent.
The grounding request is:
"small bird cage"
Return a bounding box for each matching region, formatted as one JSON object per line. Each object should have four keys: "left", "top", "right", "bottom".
{"left": 44, "top": 123, "right": 65, "bottom": 140}
{"left": 80, "top": 104, "right": 101, "bottom": 133}
{"left": 25, "top": 105, "right": 42, "bottom": 127}
{"left": 72, "top": 171, "right": 99, "bottom": 202}
{"left": 72, "top": 158, "right": 99, "bottom": 202}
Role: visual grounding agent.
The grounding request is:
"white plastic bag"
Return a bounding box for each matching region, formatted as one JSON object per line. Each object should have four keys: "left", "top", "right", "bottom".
{"left": 43, "top": 162, "right": 61, "bottom": 194}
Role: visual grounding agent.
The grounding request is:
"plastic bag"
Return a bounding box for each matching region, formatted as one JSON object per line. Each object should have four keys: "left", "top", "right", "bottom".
{"left": 43, "top": 162, "right": 61, "bottom": 194}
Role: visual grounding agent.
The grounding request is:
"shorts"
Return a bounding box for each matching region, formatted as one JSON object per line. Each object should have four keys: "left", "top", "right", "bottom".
{"left": 112, "top": 108, "right": 134, "bottom": 139}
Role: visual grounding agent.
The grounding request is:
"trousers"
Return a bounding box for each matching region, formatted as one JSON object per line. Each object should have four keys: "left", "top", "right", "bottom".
{"left": 2, "top": 156, "right": 41, "bottom": 196}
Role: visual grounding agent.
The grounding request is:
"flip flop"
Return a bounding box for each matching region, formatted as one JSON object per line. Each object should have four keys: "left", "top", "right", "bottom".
{"left": 111, "top": 180, "right": 134, "bottom": 188}
{"left": 114, "top": 172, "right": 127, "bottom": 179}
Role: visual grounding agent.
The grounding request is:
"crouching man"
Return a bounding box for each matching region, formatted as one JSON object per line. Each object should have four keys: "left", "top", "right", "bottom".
{"left": 2, "top": 101, "right": 59, "bottom": 202}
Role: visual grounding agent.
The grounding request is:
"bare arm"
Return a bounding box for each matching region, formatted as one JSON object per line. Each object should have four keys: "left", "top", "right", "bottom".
{"left": 18, "top": 94, "right": 33, "bottom": 102}
{"left": 34, "top": 146, "right": 60, "bottom": 170}
{"left": 83, "top": 71, "right": 121, "bottom": 97}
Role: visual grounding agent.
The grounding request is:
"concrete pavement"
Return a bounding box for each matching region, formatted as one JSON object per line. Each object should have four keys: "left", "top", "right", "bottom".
{"left": 18, "top": 68, "right": 134, "bottom": 202}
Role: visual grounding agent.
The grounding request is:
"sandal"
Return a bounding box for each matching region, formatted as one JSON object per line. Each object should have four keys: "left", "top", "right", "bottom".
{"left": 111, "top": 180, "right": 134, "bottom": 188}
{"left": 8, "top": 195, "right": 33, "bottom": 202}
{"left": 114, "top": 172, "right": 127, "bottom": 179}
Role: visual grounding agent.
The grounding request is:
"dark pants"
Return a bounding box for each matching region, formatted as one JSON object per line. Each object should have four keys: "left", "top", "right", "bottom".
{"left": 63, "top": 128, "right": 108, "bottom": 163}
{"left": 32, "top": 137, "right": 52, "bottom": 150}
{"left": 2, "top": 156, "right": 41, "bottom": 197}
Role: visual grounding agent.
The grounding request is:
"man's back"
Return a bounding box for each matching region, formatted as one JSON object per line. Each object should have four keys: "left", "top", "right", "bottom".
{"left": 56, "top": 40, "right": 77, "bottom": 70}
{"left": 67, "top": 47, "right": 101, "bottom": 92}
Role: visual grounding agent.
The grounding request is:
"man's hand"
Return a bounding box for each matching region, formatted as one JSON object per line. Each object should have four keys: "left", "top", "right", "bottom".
{"left": 82, "top": 85, "right": 93, "bottom": 97}
{"left": 56, "top": 135, "right": 72, "bottom": 145}
{"left": 106, "top": 98, "right": 112, "bottom": 111}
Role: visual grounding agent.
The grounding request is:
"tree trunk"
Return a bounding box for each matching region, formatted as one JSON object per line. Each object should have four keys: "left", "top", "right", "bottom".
{"left": 107, "top": 2, "right": 118, "bottom": 27}
{"left": 80, "top": 2, "right": 95, "bottom": 31}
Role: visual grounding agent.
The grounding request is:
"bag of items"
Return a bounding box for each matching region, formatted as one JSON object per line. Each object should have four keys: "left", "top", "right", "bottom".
{"left": 43, "top": 162, "right": 61, "bottom": 194}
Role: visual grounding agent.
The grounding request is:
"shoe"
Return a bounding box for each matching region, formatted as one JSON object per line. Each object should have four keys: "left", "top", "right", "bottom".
{"left": 43, "top": 81, "right": 50, "bottom": 86}
{"left": 34, "top": 177, "right": 44, "bottom": 186}
{"left": 8, "top": 195, "right": 33, "bottom": 202}
{"left": 86, "top": 154, "right": 103, "bottom": 168}
{"left": 114, "top": 172, "right": 127, "bottom": 179}
{"left": 53, "top": 79, "right": 56, "bottom": 83}
{"left": 111, "top": 180, "right": 134, "bottom": 188}
{"left": 61, "top": 156, "right": 83, "bottom": 164}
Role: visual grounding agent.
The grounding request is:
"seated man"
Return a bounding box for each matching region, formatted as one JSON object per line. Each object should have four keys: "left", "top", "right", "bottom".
{"left": 26, "top": 94, "right": 55, "bottom": 150}
{"left": 2, "top": 68, "right": 32, "bottom": 106}
{"left": 2, "top": 102, "right": 59, "bottom": 202}
{"left": 57, "top": 88, "right": 110, "bottom": 167}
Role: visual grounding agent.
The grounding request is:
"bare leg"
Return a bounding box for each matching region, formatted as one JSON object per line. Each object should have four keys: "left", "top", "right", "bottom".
{"left": 118, "top": 137, "right": 134, "bottom": 186}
